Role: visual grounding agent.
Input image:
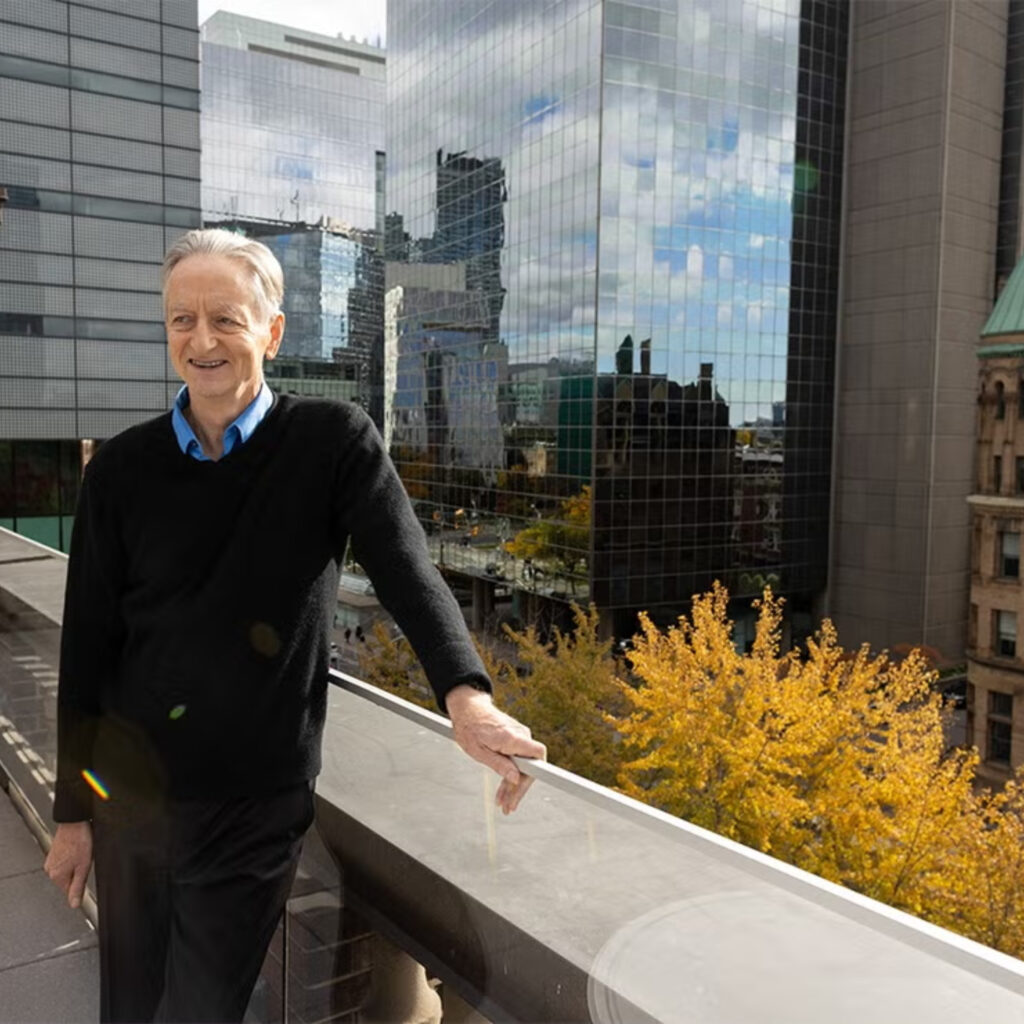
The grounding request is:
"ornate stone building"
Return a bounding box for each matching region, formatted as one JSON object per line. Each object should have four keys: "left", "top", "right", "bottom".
{"left": 968, "top": 257, "right": 1024, "bottom": 785}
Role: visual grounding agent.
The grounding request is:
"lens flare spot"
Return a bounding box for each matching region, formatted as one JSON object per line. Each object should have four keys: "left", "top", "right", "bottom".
{"left": 81, "top": 769, "right": 109, "bottom": 801}
{"left": 794, "top": 159, "right": 820, "bottom": 193}
{"left": 249, "top": 622, "right": 281, "bottom": 658}
{"left": 169, "top": 704, "right": 187, "bottom": 721}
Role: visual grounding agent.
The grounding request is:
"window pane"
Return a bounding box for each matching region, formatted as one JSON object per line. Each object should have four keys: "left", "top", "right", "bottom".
{"left": 998, "top": 610, "right": 1017, "bottom": 638}
{"left": 1001, "top": 531, "right": 1020, "bottom": 577}
{"left": 15, "top": 515, "right": 61, "bottom": 551}
{"left": 989, "top": 719, "right": 1012, "bottom": 764}
{"left": 14, "top": 441, "right": 60, "bottom": 516}
{"left": 991, "top": 691, "right": 1014, "bottom": 717}
{"left": 0, "top": 443, "right": 12, "bottom": 517}
{"left": 997, "top": 610, "right": 1017, "bottom": 657}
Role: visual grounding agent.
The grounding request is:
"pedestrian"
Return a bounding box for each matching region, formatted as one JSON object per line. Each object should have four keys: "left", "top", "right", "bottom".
{"left": 43, "top": 228, "right": 544, "bottom": 1024}
{"left": 355, "top": 624, "right": 365, "bottom": 643}
{"left": 344, "top": 626, "right": 352, "bottom": 644}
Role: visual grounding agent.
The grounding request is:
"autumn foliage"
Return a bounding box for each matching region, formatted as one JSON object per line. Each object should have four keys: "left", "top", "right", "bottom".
{"left": 358, "top": 584, "right": 1024, "bottom": 959}
{"left": 503, "top": 486, "right": 591, "bottom": 590}
{"left": 498, "top": 604, "right": 625, "bottom": 787}
{"left": 616, "top": 587, "right": 976, "bottom": 918}
{"left": 357, "top": 620, "right": 433, "bottom": 709}
{"left": 615, "top": 584, "right": 1024, "bottom": 958}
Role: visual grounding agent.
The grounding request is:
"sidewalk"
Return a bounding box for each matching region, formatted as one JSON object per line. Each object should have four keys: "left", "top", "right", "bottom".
{"left": 0, "top": 792, "right": 98, "bottom": 1023}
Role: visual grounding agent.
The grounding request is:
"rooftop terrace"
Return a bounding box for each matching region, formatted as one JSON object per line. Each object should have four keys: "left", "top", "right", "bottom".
{"left": 1, "top": 526, "right": 1023, "bottom": 1023}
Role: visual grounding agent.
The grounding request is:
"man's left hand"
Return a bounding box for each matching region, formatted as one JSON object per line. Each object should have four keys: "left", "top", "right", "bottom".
{"left": 445, "top": 685, "right": 546, "bottom": 814}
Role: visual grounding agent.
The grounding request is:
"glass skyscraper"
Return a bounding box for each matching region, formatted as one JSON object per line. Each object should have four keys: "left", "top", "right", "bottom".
{"left": 200, "top": 12, "right": 386, "bottom": 419}
{"left": 0, "top": 0, "right": 201, "bottom": 551}
{"left": 258, "top": 225, "right": 385, "bottom": 422}
{"left": 386, "top": 0, "right": 848, "bottom": 637}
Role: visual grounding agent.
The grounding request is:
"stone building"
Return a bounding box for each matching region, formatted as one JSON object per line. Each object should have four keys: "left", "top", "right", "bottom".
{"left": 968, "top": 256, "right": 1024, "bottom": 784}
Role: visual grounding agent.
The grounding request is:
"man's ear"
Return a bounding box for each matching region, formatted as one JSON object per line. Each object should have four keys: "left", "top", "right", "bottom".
{"left": 266, "top": 312, "right": 285, "bottom": 359}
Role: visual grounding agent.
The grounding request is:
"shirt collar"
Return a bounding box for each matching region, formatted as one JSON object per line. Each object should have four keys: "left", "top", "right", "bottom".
{"left": 171, "top": 382, "right": 274, "bottom": 461}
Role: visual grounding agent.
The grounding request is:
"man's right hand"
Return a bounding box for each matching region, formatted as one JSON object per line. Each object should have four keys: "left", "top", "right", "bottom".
{"left": 44, "top": 821, "right": 93, "bottom": 910}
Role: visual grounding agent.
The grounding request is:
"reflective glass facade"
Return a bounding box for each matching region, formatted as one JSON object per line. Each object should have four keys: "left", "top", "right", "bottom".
{"left": 0, "top": 0, "right": 201, "bottom": 550}
{"left": 386, "top": 0, "right": 848, "bottom": 635}
{"left": 201, "top": 13, "right": 384, "bottom": 230}
{"left": 201, "top": 13, "right": 386, "bottom": 420}
{"left": 259, "top": 227, "right": 384, "bottom": 421}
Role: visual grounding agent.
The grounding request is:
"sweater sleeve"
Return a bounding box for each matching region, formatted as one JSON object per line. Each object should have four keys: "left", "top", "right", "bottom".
{"left": 335, "top": 407, "right": 492, "bottom": 712}
{"left": 54, "top": 458, "right": 126, "bottom": 822}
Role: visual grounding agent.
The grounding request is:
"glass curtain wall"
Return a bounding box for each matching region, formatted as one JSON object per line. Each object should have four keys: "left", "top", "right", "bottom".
{"left": 0, "top": 0, "right": 201, "bottom": 550}
{"left": 386, "top": 0, "right": 848, "bottom": 637}
{"left": 201, "top": 20, "right": 386, "bottom": 421}
{"left": 201, "top": 36, "right": 382, "bottom": 229}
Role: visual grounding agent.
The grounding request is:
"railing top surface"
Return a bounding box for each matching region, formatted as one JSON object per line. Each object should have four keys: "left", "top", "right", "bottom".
{"left": 324, "top": 671, "right": 1024, "bottom": 1023}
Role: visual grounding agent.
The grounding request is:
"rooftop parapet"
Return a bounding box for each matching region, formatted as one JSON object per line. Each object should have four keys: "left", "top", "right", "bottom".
{"left": 1, "top": 527, "right": 1023, "bottom": 1021}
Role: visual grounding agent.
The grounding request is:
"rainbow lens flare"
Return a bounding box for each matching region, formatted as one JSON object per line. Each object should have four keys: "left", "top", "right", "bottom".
{"left": 81, "top": 769, "right": 109, "bottom": 801}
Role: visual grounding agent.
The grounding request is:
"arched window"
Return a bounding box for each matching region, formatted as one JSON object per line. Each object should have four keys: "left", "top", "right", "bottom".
{"left": 996, "top": 380, "right": 1007, "bottom": 420}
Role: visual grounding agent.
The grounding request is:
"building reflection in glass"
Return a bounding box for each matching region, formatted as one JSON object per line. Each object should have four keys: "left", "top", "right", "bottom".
{"left": 254, "top": 225, "right": 384, "bottom": 421}
{"left": 201, "top": 14, "right": 387, "bottom": 423}
{"left": 386, "top": 0, "right": 848, "bottom": 638}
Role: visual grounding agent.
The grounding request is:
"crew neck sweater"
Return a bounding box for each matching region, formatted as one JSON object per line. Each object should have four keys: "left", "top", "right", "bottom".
{"left": 54, "top": 394, "right": 491, "bottom": 822}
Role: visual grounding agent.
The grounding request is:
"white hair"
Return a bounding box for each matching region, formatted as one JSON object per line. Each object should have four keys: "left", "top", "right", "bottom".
{"left": 162, "top": 228, "right": 284, "bottom": 320}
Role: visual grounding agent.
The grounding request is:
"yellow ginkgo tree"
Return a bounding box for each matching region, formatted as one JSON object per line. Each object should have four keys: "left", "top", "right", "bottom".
{"left": 611, "top": 583, "right": 1024, "bottom": 956}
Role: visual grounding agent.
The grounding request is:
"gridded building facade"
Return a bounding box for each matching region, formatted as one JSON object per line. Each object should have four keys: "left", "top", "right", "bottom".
{"left": 200, "top": 12, "right": 386, "bottom": 421}
{"left": 258, "top": 226, "right": 385, "bottom": 423}
{"left": 200, "top": 12, "right": 385, "bottom": 232}
{"left": 0, "top": 0, "right": 201, "bottom": 550}
{"left": 386, "top": 0, "right": 848, "bottom": 636}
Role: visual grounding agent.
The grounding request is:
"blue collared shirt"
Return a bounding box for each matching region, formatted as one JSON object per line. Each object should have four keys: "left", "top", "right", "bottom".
{"left": 171, "top": 382, "right": 274, "bottom": 461}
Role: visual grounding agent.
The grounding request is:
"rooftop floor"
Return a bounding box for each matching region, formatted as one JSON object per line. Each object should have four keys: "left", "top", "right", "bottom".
{"left": 0, "top": 790, "right": 98, "bottom": 1023}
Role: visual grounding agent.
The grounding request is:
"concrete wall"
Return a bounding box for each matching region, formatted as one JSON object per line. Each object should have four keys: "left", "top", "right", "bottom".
{"left": 831, "top": 0, "right": 1009, "bottom": 660}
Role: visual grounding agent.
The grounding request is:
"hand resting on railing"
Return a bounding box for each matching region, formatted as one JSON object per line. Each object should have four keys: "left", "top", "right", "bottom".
{"left": 444, "top": 684, "right": 546, "bottom": 815}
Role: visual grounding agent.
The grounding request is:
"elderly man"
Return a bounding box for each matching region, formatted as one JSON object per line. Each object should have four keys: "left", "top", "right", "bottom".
{"left": 43, "top": 228, "right": 544, "bottom": 1023}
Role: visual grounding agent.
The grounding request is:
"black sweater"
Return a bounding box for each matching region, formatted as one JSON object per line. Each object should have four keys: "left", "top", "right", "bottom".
{"left": 54, "top": 394, "right": 491, "bottom": 822}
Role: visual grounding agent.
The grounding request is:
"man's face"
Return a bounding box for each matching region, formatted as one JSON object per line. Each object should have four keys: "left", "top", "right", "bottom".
{"left": 165, "top": 254, "right": 284, "bottom": 408}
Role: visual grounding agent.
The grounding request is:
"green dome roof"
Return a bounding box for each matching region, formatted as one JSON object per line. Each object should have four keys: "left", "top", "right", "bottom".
{"left": 983, "top": 255, "right": 1024, "bottom": 338}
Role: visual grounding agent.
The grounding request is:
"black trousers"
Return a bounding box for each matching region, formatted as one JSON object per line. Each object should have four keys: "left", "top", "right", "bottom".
{"left": 92, "top": 780, "right": 316, "bottom": 1023}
